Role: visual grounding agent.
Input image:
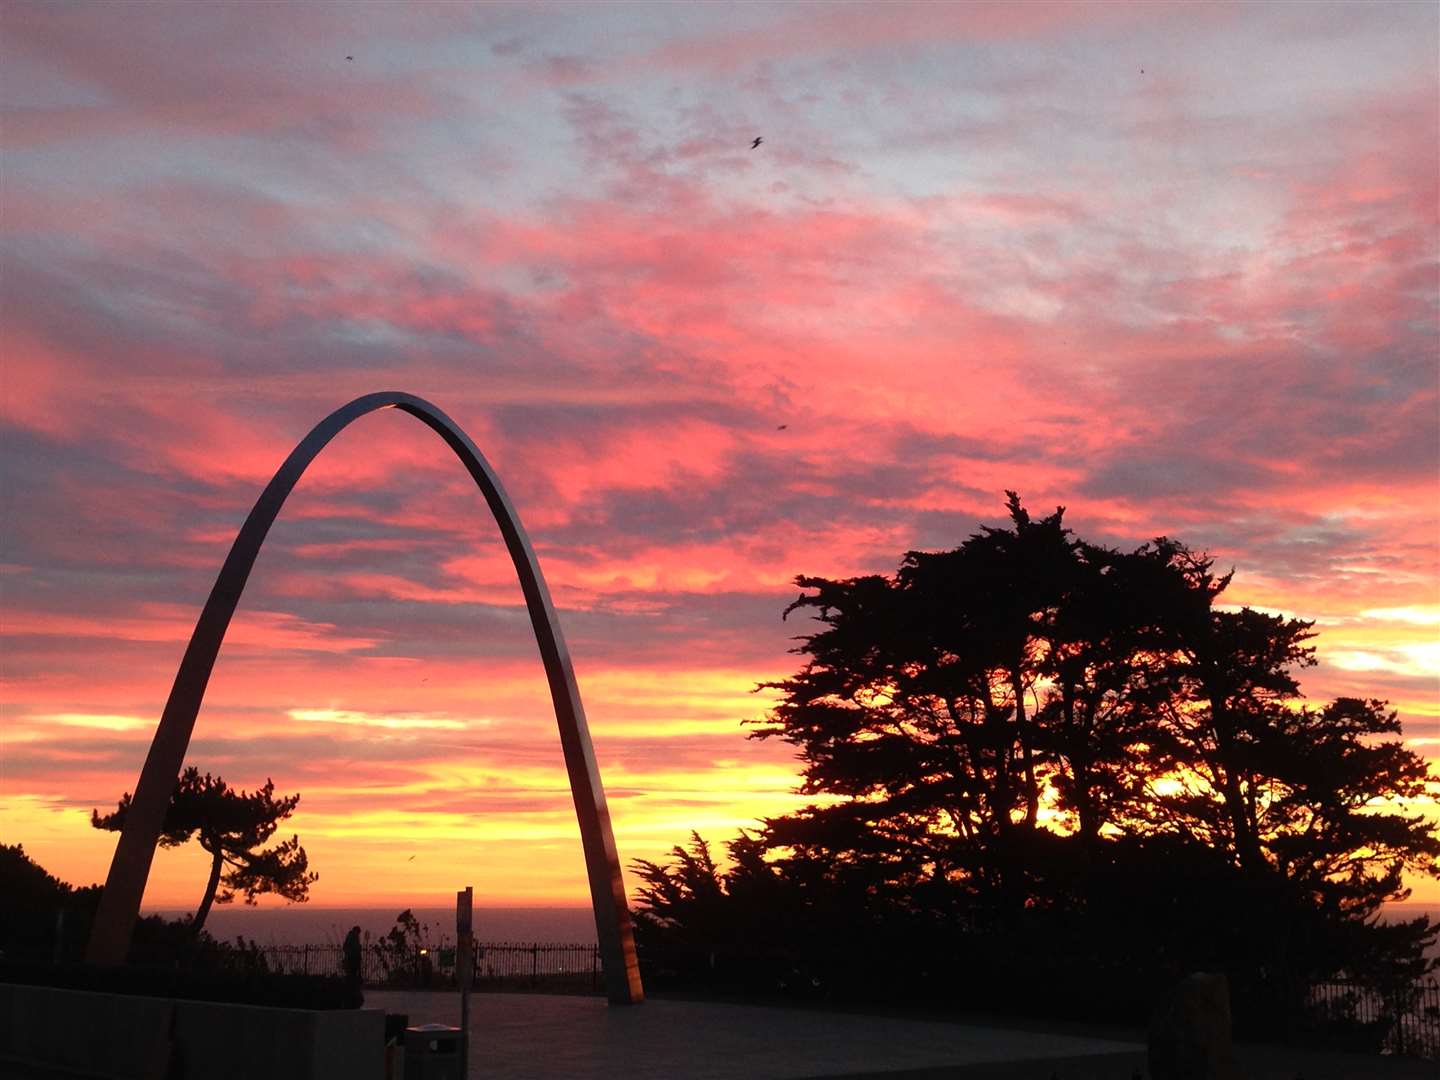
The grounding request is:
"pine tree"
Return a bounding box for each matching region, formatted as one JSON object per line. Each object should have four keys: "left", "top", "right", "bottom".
{"left": 93, "top": 766, "right": 317, "bottom": 935}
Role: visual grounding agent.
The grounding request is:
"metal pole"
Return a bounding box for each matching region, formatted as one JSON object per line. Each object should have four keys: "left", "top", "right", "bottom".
{"left": 458, "top": 887, "right": 473, "bottom": 1079}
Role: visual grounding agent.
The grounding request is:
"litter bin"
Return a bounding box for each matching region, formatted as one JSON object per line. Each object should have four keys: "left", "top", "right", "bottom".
{"left": 404, "top": 1023, "right": 464, "bottom": 1080}
{"left": 384, "top": 1014, "right": 408, "bottom": 1080}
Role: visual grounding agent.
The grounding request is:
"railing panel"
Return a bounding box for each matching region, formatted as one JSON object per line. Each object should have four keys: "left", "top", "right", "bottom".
{"left": 1303, "top": 978, "right": 1439, "bottom": 1059}
{"left": 244, "top": 941, "right": 604, "bottom": 992}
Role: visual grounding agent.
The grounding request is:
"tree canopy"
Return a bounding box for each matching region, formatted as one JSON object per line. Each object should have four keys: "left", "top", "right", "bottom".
{"left": 632, "top": 495, "right": 1440, "bottom": 1019}
{"left": 92, "top": 766, "right": 317, "bottom": 936}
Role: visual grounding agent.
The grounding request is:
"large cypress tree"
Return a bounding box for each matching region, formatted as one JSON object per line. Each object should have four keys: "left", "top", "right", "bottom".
{"left": 635, "top": 495, "right": 1440, "bottom": 1004}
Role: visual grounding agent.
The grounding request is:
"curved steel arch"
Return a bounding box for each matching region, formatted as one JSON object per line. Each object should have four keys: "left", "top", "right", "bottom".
{"left": 85, "top": 392, "right": 644, "bottom": 1004}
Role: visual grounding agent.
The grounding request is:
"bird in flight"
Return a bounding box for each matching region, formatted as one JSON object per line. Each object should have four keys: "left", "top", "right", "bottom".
{"left": 776, "top": 424, "right": 788, "bottom": 430}
{"left": 346, "top": 55, "right": 354, "bottom": 61}
{"left": 751, "top": 136, "right": 763, "bottom": 149}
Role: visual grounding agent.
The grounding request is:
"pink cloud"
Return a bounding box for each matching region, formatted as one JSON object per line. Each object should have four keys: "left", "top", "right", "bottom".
{"left": 4, "top": 1, "right": 1436, "bottom": 904}
{"left": 620, "top": 2, "right": 1189, "bottom": 81}
{"left": 1, "top": 2, "right": 452, "bottom": 148}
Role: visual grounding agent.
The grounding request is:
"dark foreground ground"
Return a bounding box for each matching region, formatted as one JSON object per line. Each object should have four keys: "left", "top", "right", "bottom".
{"left": 368, "top": 990, "right": 1435, "bottom": 1080}
{"left": 6, "top": 989, "right": 1431, "bottom": 1079}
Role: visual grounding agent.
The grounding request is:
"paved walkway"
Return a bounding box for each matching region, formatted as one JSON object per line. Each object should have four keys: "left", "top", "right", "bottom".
{"left": 367, "top": 990, "right": 1438, "bottom": 1080}
{"left": 369, "top": 990, "right": 1140, "bottom": 1079}
{"left": 3, "top": 990, "right": 1431, "bottom": 1079}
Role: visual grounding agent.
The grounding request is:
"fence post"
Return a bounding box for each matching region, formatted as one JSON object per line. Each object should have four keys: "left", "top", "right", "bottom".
{"left": 1392, "top": 985, "right": 1406, "bottom": 1057}
{"left": 303, "top": 945, "right": 309, "bottom": 976}
{"left": 532, "top": 943, "right": 538, "bottom": 983}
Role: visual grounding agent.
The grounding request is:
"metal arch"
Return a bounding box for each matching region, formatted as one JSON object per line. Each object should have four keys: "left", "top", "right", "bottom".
{"left": 83, "top": 391, "right": 644, "bottom": 1004}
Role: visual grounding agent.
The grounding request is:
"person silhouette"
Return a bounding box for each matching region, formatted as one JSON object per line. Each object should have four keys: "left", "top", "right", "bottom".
{"left": 342, "top": 925, "right": 363, "bottom": 987}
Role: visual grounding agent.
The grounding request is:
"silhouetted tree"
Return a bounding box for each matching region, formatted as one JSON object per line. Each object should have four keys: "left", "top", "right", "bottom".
{"left": 632, "top": 830, "right": 891, "bottom": 995}
{"left": 0, "top": 843, "right": 265, "bottom": 968}
{"left": 1030, "top": 537, "right": 1193, "bottom": 847}
{"left": 749, "top": 494, "right": 1196, "bottom": 916}
{"left": 92, "top": 766, "right": 317, "bottom": 936}
{"left": 634, "top": 494, "right": 1440, "bottom": 1013}
{"left": 0, "top": 843, "right": 101, "bottom": 962}
{"left": 1263, "top": 698, "right": 1440, "bottom": 921}
{"left": 1124, "top": 555, "right": 1440, "bottom": 979}
{"left": 632, "top": 832, "right": 730, "bottom": 937}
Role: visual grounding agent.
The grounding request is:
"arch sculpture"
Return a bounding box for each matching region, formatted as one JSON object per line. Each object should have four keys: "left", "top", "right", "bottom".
{"left": 85, "top": 391, "right": 645, "bottom": 1004}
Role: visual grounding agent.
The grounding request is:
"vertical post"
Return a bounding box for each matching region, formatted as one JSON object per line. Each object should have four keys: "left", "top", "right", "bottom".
{"left": 457, "top": 886, "right": 473, "bottom": 1080}
{"left": 303, "top": 944, "right": 309, "bottom": 976}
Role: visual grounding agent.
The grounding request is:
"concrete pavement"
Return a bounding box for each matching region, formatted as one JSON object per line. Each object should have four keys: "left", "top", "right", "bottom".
{"left": 367, "top": 990, "right": 1438, "bottom": 1080}
{"left": 368, "top": 990, "right": 1140, "bottom": 1079}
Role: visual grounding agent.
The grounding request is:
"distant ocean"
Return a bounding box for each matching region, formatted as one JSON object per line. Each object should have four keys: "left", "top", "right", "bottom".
{"left": 1382, "top": 903, "right": 1440, "bottom": 964}
{"left": 144, "top": 906, "right": 599, "bottom": 947}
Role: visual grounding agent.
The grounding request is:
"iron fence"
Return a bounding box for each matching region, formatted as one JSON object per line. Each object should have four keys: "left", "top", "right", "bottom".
{"left": 237, "top": 944, "right": 1439, "bottom": 1059}
{"left": 472, "top": 942, "right": 601, "bottom": 986}
{"left": 1302, "top": 978, "right": 1440, "bottom": 1059}
{"left": 249, "top": 941, "right": 602, "bottom": 992}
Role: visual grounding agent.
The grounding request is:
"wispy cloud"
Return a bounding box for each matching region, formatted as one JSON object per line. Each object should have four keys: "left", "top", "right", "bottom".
{"left": 288, "top": 708, "right": 473, "bottom": 731}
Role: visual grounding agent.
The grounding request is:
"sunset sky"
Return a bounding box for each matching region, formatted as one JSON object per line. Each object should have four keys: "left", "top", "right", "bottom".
{"left": 3, "top": 1, "right": 1437, "bottom": 914}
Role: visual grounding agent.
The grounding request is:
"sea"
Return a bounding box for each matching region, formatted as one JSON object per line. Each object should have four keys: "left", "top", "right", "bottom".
{"left": 1382, "top": 903, "right": 1440, "bottom": 965}
{"left": 145, "top": 906, "right": 599, "bottom": 948}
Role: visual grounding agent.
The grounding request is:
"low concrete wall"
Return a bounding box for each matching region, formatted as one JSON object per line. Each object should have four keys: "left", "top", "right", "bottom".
{"left": 0, "top": 982, "right": 384, "bottom": 1080}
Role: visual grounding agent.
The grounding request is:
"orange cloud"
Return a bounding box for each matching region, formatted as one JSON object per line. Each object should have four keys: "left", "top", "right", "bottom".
{"left": 4, "top": 0, "right": 1436, "bottom": 908}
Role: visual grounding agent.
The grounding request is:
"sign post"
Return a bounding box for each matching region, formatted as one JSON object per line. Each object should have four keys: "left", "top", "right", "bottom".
{"left": 457, "top": 886, "right": 473, "bottom": 1078}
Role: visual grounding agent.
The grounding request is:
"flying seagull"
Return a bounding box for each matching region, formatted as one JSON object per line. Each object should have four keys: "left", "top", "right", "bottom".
{"left": 751, "top": 136, "right": 763, "bottom": 149}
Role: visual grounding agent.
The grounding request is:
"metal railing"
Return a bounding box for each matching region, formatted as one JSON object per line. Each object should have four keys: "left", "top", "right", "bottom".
{"left": 230, "top": 944, "right": 1440, "bottom": 1058}
{"left": 1303, "top": 978, "right": 1440, "bottom": 1059}
{"left": 472, "top": 942, "right": 600, "bottom": 985}
{"left": 249, "top": 941, "right": 602, "bottom": 992}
